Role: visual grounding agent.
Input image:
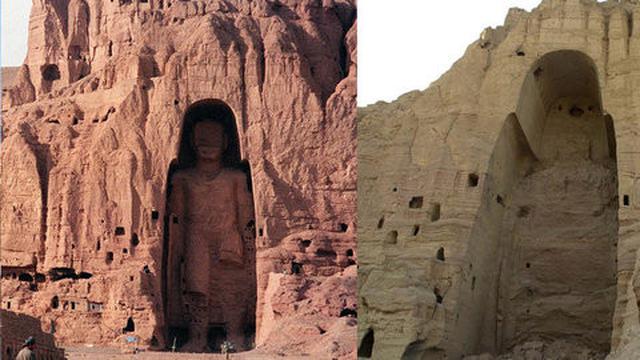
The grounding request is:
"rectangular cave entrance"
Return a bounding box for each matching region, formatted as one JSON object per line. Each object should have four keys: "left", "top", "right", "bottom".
{"left": 162, "top": 99, "right": 257, "bottom": 353}
{"left": 496, "top": 97, "right": 618, "bottom": 354}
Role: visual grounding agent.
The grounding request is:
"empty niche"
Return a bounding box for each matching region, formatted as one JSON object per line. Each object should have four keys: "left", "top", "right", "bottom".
{"left": 436, "top": 247, "right": 445, "bottom": 261}
{"left": 412, "top": 225, "right": 420, "bottom": 236}
{"left": 51, "top": 296, "right": 59, "bottom": 309}
{"left": 131, "top": 233, "right": 140, "bottom": 247}
{"left": 346, "top": 249, "right": 354, "bottom": 257}
{"left": 123, "top": 317, "right": 135, "bottom": 333}
{"left": 106, "top": 251, "right": 114, "bottom": 264}
{"left": 624, "top": 195, "right": 630, "bottom": 207}
{"left": 300, "top": 239, "right": 312, "bottom": 250}
{"left": 339, "top": 308, "right": 357, "bottom": 317}
{"left": 434, "top": 288, "right": 444, "bottom": 304}
{"left": 468, "top": 173, "right": 479, "bottom": 187}
{"left": 291, "top": 262, "right": 303, "bottom": 275}
{"left": 409, "top": 196, "right": 424, "bottom": 209}
{"left": 430, "top": 203, "right": 441, "bottom": 222}
{"left": 377, "top": 216, "right": 385, "bottom": 229}
{"left": 339, "top": 223, "right": 349, "bottom": 232}
{"left": 41, "top": 64, "right": 61, "bottom": 81}
{"left": 18, "top": 273, "right": 33, "bottom": 282}
{"left": 122, "top": 248, "right": 128, "bottom": 254}
{"left": 358, "top": 328, "right": 375, "bottom": 358}
{"left": 385, "top": 230, "right": 398, "bottom": 244}
{"left": 151, "top": 210, "right": 159, "bottom": 221}
{"left": 115, "top": 227, "right": 125, "bottom": 236}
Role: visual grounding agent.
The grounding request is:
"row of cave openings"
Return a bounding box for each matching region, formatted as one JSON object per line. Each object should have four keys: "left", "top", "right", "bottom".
{"left": 100, "top": 221, "right": 148, "bottom": 266}
{"left": 379, "top": 173, "right": 480, "bottom": 262}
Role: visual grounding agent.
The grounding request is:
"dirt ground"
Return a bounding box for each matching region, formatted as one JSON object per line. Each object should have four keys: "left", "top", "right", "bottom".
{"left": 63, "top": 346, "right": 315, "bottom": 359}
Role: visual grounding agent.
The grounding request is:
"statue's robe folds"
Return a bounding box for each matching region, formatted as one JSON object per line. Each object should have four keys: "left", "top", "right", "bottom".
{"left": 166, "top": 168, "right": 254, "bottom": 328}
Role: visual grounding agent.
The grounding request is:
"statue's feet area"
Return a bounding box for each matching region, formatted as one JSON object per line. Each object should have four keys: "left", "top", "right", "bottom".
{"left": 180, "top": 338, "right": 209, "bottom": 353}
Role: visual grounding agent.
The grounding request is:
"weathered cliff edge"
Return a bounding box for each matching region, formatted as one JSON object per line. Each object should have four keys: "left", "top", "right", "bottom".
{"left": 1, "top": 0, "right": 357, "bottom": 358}
{"left": 359, "top": 0, "right": 640, "bottom": 358}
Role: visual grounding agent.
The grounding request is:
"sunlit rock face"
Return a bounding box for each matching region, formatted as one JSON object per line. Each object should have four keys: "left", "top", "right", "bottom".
{"left": 358, "top": 1, "right": 640, "bottom": 359}
{"left": 0, "top": 0, "right": 357, "bottom": 357}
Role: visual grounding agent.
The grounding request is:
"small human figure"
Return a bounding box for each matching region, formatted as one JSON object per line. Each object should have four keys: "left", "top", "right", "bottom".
{"left": 168, "top": 116, "right": 253, "bottom": 352}
{"left": 16, "top": 336, "right": 36, "bottom": 360}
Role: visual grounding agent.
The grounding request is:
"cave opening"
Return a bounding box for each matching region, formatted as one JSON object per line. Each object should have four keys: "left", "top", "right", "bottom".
{"left": 41, "top": 64, "right": 61, "bottom": 82}
{"left": 162, "top": 99, "right": 256, "bottom": 353}
{"left": 358, "top": 328, "right": 375, "bottom": 358}
{"left": 123, "top": 317, "right": 135, "bottom": 333}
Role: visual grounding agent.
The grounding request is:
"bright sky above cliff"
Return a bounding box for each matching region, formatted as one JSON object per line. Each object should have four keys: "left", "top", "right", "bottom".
{"left": 1, "top": 1, "right": 32, "bottom": 67}
{"left": 358, "top": 1, "right": 543, "bottom": 106}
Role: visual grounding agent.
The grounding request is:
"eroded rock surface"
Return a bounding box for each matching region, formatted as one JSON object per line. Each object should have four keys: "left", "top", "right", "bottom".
{"left": 0, "top": 0, "right": 356, "bottom": 357}
{"left": 358, "top": 0, "right": 640, "bottom": 359}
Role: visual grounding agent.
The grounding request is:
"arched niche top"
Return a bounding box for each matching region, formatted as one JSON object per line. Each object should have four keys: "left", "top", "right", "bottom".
{"left": 515, "top": 50, "right": 602, "bottom": 157}
{"left": 177, "top": 99, "right": 242, "bottom": 170}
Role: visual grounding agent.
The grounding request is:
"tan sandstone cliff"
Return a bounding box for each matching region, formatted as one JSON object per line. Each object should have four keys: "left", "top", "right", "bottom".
{"left": 358, "top": 0, "right": 640, "bottom": 359}
{"left": 0, "top": 0, "right": 357, "bottom": 358}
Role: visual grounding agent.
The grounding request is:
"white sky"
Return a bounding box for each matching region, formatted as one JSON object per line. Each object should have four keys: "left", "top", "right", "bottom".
{"left": 358, "top": 1, "right": 544, "bottom": 106}
{"left": 1, "top": 1, "right": 32, "bottom": 67}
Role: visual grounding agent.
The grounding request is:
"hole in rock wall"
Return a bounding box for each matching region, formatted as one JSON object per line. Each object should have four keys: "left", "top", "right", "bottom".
{"left": 291, "top": 262, "right": 303, "bottom": 275}
{"left": 339, "top": 308, "right": 357, "bottom": 317}
{"left": 358, "top": 328, "right": 375, "bottom": 358}
{"left": 377, "top": 217, "right": 385, "bottom": 229}
{"left": 301, "top": 239, "right": 312, "bottom": 249}
{"left": 346, "top": 249, "right": 354, "bottom": 257}
{"left": 436, "top": 248, "right": 445, "bottom": 261}
{"left": 123, "top": 317, "right": 135, "bottom": 333}
{"left": 115, "top": 227, "right": 125, "bottom": 236}
{"left": 106, "top": 252, "right": 114, "bottom": 264}
{"left": 316, "top": 249, "right": 337, "bottom": 259}
{"left": 385, "top": 231, "right": 398, "bottom": 245}
{"left": 19, "top": 273, "right": 33, "bottom": 282}
{"left": 339, "top": 223, "right": 349, "bottom": 232}
{"left": 51, "top": 296, "right": 59, "bottom": 309}
{"left": 434, "top": 288, "right": 443, "bottom": 304}
{"left": 468, "top": 173, "right": 479, "bottom": 187}
{"left": 41, "top": 64, "right": 61, "bottom": 81}
{"left": 430, "top": 203, "right": 441, "bottom": 222}
{"left": 151, "top": 210, "right": 159, "bottom": 220}
{"left": 409, "top": 196, "right": 424, "bottom": 209}
{"left": 412, "top": 225, "right": 420, "bottom": 236}
{"left": 458, "top": 51, "right": 619, "bottom": 357}
{"left": 624, "top": 195, "right": 630, "bottom": 207}
{"left": 131, "top": 233, "right": 140, "bottom": 247}
{"left": 163, "top": 99, "right": 256, "bottom": 351}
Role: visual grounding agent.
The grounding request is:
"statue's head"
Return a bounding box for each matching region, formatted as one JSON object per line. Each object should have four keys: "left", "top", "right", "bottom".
{"left": 192, "top": 118, "right": 228, "bottom": 162}
{"left": 178, "top": 100, "right": 240, "bottom": 169}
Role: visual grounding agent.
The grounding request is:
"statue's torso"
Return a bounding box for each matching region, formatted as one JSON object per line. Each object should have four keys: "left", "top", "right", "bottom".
{"left": 179, "top": 169, "right": 239, "bottom": 231}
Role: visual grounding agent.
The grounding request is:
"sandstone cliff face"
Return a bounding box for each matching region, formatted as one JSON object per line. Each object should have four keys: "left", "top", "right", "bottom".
{"left": 0, "top": 0, "right": 356, "bottom": 357}
{"left": 358, "top": 0, "right": 640, "bottom": 359}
